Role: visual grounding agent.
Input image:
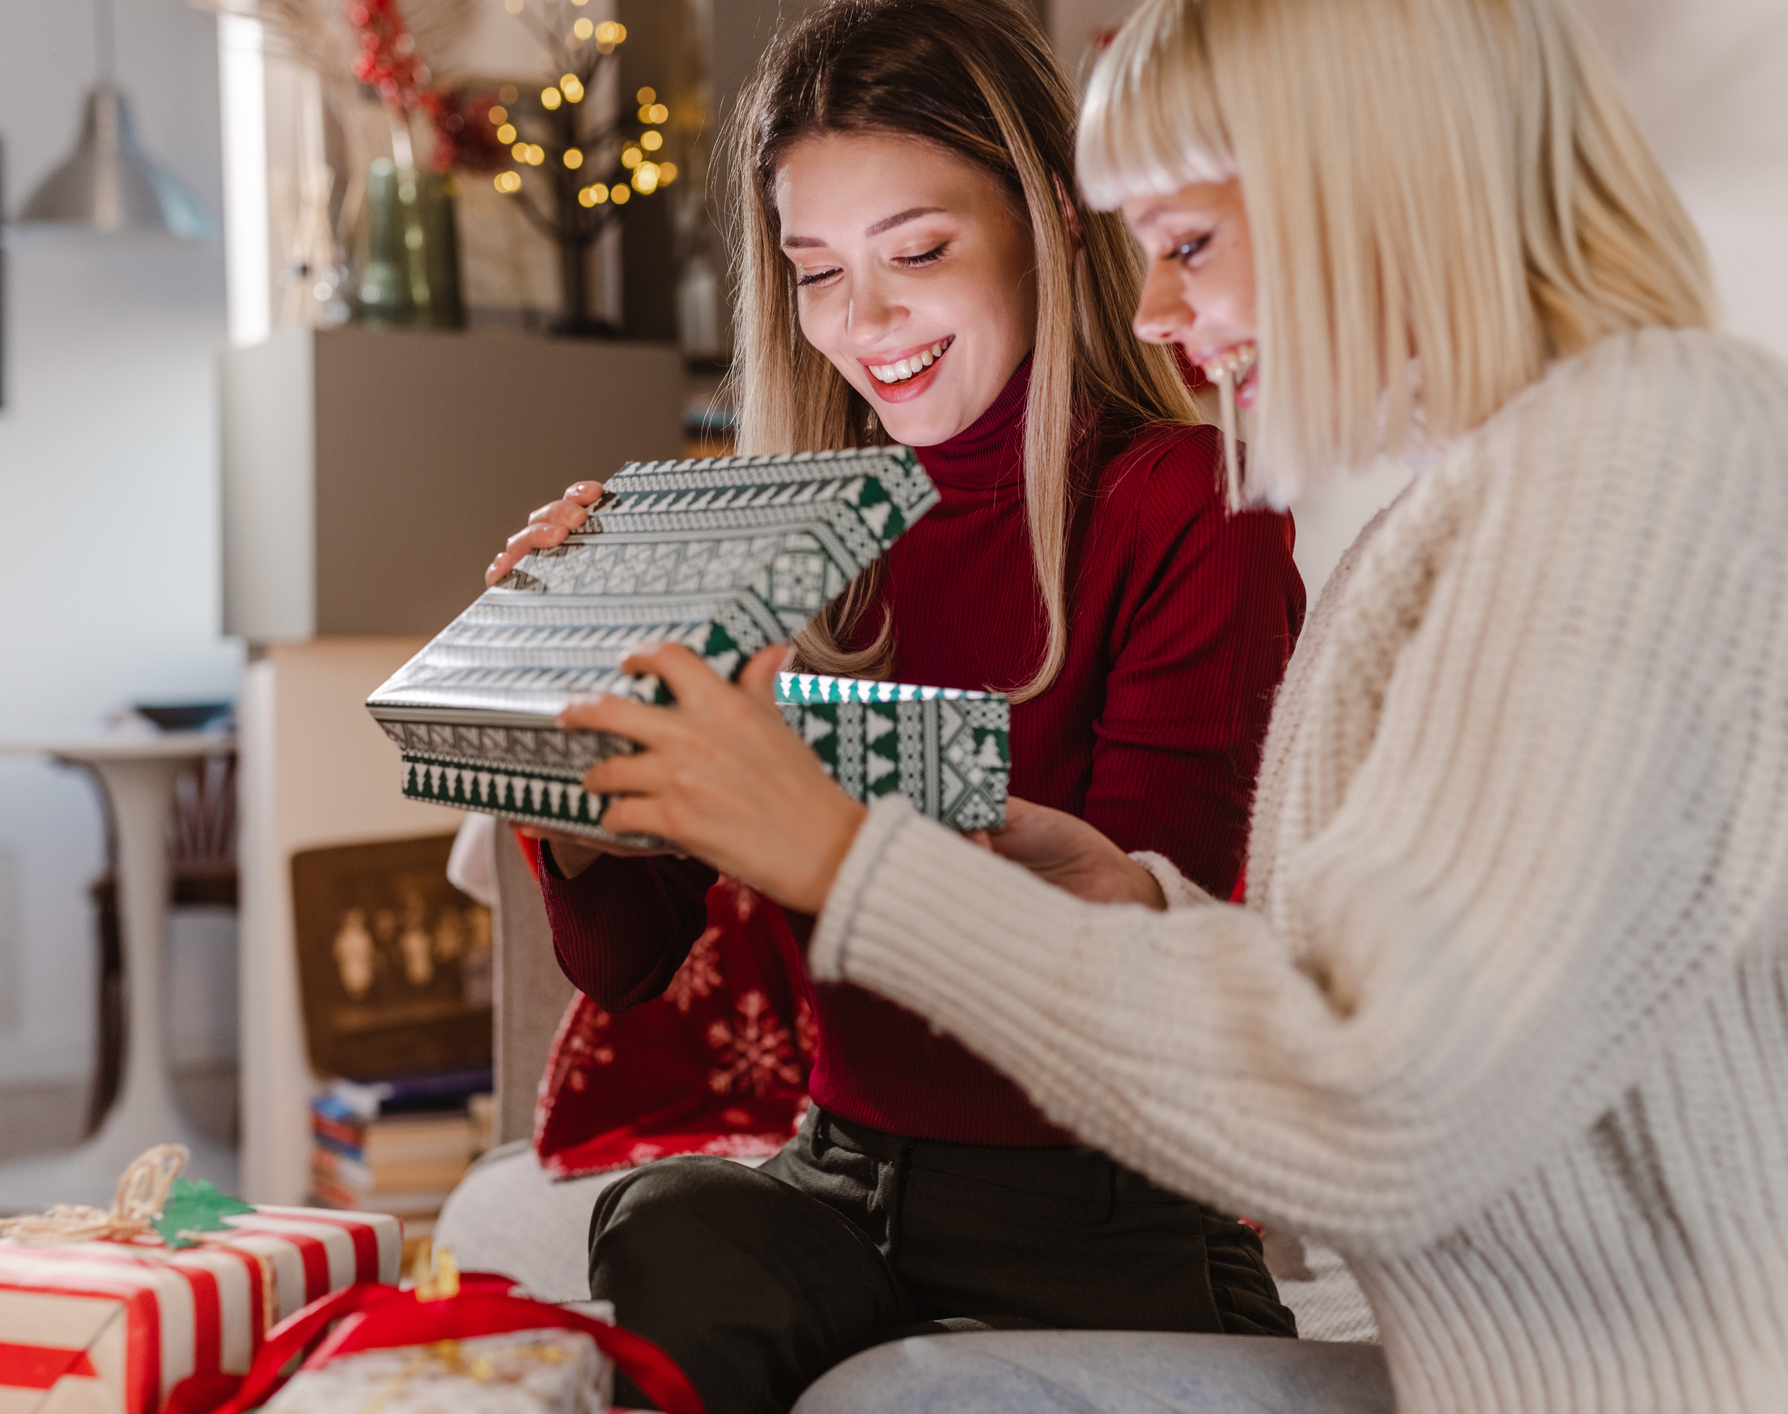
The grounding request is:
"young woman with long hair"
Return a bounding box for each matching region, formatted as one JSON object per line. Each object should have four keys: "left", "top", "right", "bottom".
{"left": 486, "top": 0, "right": 1305, "bottom": 1409}
{"left": 562, "top": 0, "right": 1788, "bottom": 1409}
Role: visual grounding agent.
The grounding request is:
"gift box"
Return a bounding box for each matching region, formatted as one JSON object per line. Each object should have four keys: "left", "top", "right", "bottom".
{"left": 0, "top": 1204, "right": 400, "bottom": 1413}
{"left": 261, "top": 1327, "right": 608, "bottom": 1414}
{"left": 366, "top": 447, "right": 939, "bottom": 846}
{"left": 777, "top": 673, "right": 1009, "bottom": 830}
{"left": 204, "top": 1265, "right": 699, "bottom": 1414}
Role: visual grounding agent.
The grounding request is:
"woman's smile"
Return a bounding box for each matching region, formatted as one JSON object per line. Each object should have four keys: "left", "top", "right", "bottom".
{"left": 776, "top": 132, "right": 1037, "bottom": 448}
{"left": 1198, "top": 342, "right": 1258, "bottom": 408}
{"left": 863, "top": 335, "right": 955, "bottom": 401}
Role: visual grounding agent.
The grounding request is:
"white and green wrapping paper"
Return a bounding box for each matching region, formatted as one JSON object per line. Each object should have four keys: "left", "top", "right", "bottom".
{"left": 777, "top": 673, "right": 1009, "bottom": 831}
{"left": 366, "top": 448, "right": 939, "bottom": 844}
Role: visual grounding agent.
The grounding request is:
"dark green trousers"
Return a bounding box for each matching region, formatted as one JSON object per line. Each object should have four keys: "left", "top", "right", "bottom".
{"left": 588, "top": 1107, "right": 1295, "bottom": 1414}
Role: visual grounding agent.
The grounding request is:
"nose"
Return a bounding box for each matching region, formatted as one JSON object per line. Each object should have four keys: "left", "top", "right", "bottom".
{"left": 1133, "top": 259, "right": 1192, "bottom": 346}
{"left": 846, "top": 266, "right": 906, "bottom": 345}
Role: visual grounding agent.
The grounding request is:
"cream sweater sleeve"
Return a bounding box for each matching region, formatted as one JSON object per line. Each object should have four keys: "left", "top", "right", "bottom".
{"left": 810, "top": 330, "right": 1788, "bottom": 1256}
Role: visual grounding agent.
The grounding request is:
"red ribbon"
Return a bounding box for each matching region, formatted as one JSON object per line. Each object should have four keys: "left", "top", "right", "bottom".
{"left": 180, "top": 1273, "right": 702, "bottom": 1414}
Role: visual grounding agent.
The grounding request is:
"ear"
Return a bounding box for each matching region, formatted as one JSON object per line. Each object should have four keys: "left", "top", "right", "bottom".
{"left": 1051, "top": 172, "right": 1085, "bottom": 261}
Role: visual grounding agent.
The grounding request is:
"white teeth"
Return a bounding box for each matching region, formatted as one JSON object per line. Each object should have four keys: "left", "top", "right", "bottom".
{"left": 1203, "top": 343, "right": 1258, "bottom": 383}
{"left": 869, "top": 337, "right": 952, "bottom": 384}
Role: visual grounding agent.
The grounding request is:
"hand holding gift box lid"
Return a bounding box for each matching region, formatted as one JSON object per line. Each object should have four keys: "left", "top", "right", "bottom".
{"left": 366, "top": 448, "right": 939, "bottom": 847}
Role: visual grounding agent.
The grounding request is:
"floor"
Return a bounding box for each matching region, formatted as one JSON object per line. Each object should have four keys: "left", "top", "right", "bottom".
{"left": 0, "top": 1061, "right": 238, "bottom": 1164}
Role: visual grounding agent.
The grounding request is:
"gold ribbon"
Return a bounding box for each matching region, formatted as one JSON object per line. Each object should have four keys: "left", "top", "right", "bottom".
{"left": 0, "top": 1143, "right": 188, "bottom": 1244}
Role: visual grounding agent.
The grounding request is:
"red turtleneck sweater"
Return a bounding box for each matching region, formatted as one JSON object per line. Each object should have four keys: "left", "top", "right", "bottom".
{"left": 536, "top": 361, "right": 1305, "bottom": 1145}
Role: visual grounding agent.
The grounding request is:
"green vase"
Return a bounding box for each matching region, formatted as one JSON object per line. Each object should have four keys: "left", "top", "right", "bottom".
{"left": 421, "top": 173, "right": 465, "bottom": 330}
{"left": 357, "top": 158, "right": 417, "bottom": 326}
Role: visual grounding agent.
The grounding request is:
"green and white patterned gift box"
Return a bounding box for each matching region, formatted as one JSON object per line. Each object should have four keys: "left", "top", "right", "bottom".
{"left": 777, "top": 672, "right": 1009, "bottom": 831}
{"left": 366, "top": 447, "right": 938, "bottom": 844}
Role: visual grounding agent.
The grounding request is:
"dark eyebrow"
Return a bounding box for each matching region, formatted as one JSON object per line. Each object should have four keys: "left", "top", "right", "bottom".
{"left": 781, "top": 205, "right": 947, "bottom": 249}
{"left": 864, "top": 205, "right": 945, "bottom": 236}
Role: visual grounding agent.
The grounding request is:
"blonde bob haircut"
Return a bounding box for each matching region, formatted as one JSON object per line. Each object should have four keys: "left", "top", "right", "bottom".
{"left": 723, "top": 0, "right": 1198, "bottom": 700}
{"left": 1078, "top": 0, "right": 1718, "bottom": 501}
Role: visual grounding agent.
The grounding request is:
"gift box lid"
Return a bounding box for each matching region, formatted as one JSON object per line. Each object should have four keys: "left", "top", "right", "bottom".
{"left": 366, "top": 446, "right": 936, "bottom": 728}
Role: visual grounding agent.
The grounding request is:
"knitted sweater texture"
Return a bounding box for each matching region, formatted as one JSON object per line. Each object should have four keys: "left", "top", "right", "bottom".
{"left": 808, "top": 329, "right": 1788, "bottom": 1412}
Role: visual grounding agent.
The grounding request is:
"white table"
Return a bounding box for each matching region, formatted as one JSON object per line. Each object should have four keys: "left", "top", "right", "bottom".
{"left": 0, "top": 732, "right": 237, "bottom": 1213}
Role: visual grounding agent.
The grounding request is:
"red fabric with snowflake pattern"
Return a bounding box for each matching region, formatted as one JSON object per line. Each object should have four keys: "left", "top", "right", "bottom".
{"left": 533, "top": 877, "right": 817, "bottom": 1177}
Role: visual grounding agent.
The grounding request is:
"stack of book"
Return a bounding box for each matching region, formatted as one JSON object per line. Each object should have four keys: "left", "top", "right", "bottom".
{"left": 309, "top": 1068, "right": 492, "bottom": 1262}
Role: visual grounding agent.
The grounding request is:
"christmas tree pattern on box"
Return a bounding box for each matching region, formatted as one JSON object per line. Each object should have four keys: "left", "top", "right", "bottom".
{"left": 777, "top": 672, "right": 1009, "bottom": 830}
{"left": 367, "top": 447, "right": 939, "bottom": 845}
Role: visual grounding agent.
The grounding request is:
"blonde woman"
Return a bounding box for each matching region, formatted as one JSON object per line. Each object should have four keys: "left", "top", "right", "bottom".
{"left": 560, "top": 0, "right": 1788, "bottom": 1409}
{"left": 487, "top": 1, "right": 1307, "bottom": 1409}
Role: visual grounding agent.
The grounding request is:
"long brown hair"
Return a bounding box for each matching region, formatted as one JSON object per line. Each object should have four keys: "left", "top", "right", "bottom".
{"left": 722, "top": 0, "right": 1198, "bottom": 700}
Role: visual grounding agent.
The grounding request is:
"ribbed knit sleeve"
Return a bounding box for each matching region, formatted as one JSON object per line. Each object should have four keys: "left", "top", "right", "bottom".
{"left": 537, "top": 845, "right": 716, "bottom": 1011}
{"left": 810, "top": 330, "right": 1788, "bottom": 1255}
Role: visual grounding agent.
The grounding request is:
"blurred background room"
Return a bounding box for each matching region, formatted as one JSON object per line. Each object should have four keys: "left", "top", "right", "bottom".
{"left": 0, "top": 0, "right": 1781, "bottom": 1244}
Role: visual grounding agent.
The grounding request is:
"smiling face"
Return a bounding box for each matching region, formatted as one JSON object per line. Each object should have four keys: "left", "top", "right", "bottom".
{"left": 775, "top": 132, "right": 1040, "bottom": 448}
{"left": 1123, "top": 178, "right": 1259, "bottom": 408}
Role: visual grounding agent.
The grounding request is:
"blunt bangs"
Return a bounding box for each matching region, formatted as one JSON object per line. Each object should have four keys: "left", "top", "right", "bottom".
{"left": 1076, "top": 0, "right": 1234, "bottom": 213}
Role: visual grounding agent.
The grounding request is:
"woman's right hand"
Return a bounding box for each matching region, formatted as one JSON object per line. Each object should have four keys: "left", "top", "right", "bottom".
{"left": 984, "top": 798, "right": 1167, "bottom": 909}
{"left": 495, "top": 479, "right": 679, "bottom": 876}
{"left": 485, "top": 480, "right": 607, "bottom": 588}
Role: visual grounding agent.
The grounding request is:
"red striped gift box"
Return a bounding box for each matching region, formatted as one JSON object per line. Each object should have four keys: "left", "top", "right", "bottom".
{"left": 0, "top": 1206, "right": 400, "bottom": 1414}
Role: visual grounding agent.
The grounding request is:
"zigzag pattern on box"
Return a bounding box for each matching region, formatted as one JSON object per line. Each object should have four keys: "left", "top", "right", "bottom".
{"left": 778, "top": 684, "right": 1010, "bottom": 831}
{"left": 777, "top": 672, "right": 997, "bottom": 705}
{"left": 381, "top": 720, "right": 629, "bottom": 773}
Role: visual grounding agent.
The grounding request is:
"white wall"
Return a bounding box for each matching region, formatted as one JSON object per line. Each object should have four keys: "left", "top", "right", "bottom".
{"left": 1574, "top": 0, "right": 1788, "bottom": 362}
{"left": 0, "top": 0, "right": 241, "bottom": 1085}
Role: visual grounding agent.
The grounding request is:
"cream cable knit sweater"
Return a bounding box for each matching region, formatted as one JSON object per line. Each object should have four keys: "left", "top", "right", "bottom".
{"left": 808, "top": 328, "right": 1788, "bottom": 1413}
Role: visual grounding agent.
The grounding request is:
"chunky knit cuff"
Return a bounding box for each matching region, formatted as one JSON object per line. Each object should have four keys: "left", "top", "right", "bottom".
{"left": 1130, "top": 851, "right": 1215, "bottom": 909}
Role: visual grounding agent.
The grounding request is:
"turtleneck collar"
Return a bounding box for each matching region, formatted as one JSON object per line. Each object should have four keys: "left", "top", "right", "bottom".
{"left": 912, "top": 353, "right": 1032, "bottom": 495}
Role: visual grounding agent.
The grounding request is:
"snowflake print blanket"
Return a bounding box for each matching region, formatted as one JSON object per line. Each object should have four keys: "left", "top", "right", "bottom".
{"left": 533, "top": 876, "right": 815, "bottom": 1177}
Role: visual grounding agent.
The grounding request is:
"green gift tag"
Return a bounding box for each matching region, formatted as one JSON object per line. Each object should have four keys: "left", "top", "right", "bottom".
{"left": 152, "top": 1178, "right": 256, "bottom": 1248}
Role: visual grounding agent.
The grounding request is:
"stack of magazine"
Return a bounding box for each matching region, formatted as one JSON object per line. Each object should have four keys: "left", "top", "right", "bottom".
{"left": 308, "top": 1069, "right": 492, "bottom": 1263}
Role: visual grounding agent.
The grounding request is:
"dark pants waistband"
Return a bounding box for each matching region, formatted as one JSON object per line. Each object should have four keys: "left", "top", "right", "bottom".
{"left": 814, "top": 1107, "right": 1186, "bottom": 1206}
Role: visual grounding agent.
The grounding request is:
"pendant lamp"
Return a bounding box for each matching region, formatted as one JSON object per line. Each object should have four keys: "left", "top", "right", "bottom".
{"left": 14, "top": 0, "right": 213, "bottom": 240}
